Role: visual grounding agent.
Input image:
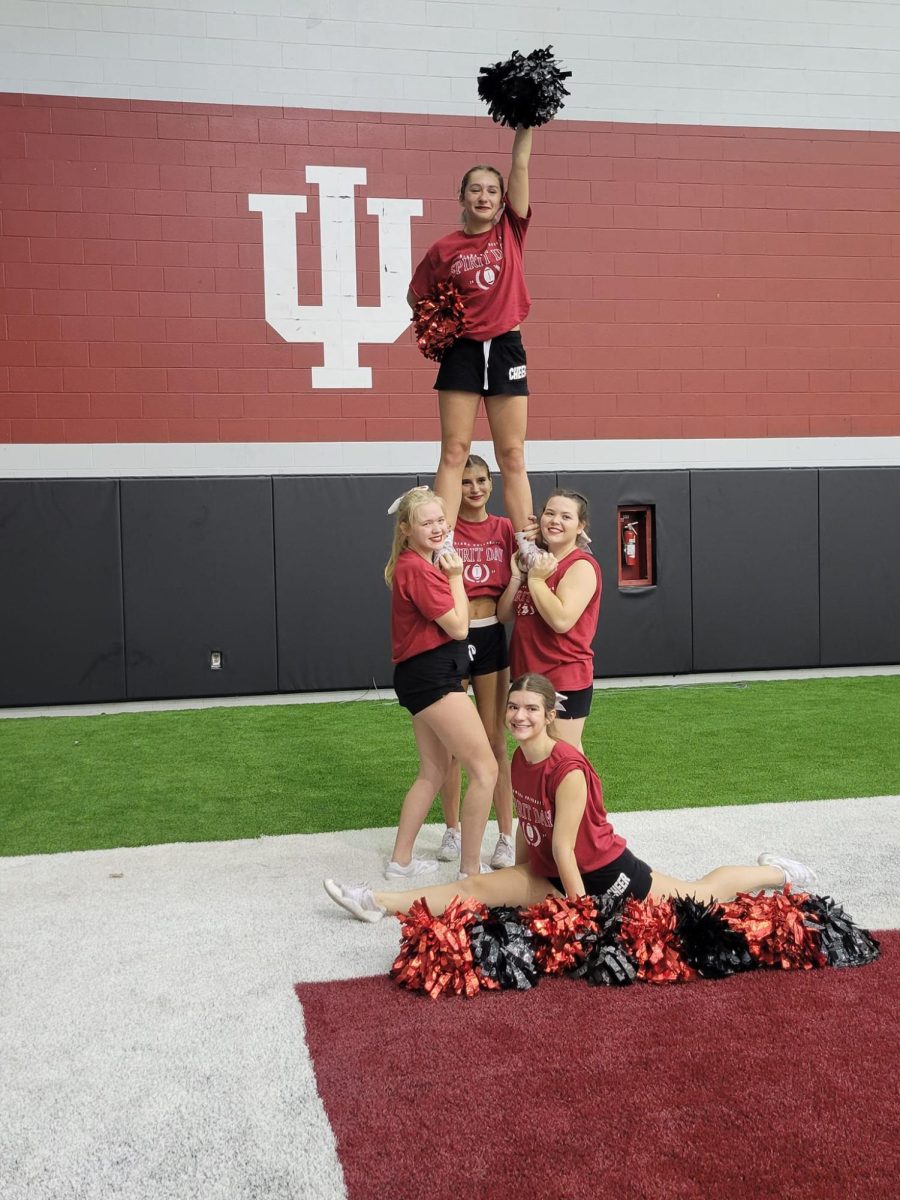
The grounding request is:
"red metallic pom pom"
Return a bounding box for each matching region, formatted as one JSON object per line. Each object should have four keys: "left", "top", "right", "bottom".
{"left": 390, "top": 895, "right": 488, "bottom": 1000}
{"left": 412, "top": 280, "right": 466, "bottom": 362}
{"left": 522, "top": 894, "right": 598, "bottom": 975}
{"left": 722, "top": 886, "right": 824, "bottom": 971}
{"left": 619, "top": 895, "right": 696, "bottom": 985}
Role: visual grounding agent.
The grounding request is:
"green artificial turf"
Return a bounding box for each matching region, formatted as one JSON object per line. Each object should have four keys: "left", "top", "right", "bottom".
{"left": 1, "top": 675, "right": 898, "bottom": 857}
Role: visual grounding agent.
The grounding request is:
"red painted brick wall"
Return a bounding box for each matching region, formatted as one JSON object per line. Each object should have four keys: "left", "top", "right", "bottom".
{"left": 3, "top": 91, "right": 900, "bottom": 446}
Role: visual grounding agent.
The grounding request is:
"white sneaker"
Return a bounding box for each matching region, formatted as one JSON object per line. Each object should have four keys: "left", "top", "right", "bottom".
{"left": 490, "top": 833, "right": 515, "bottom": 869}
{"left": 432, "top": 529, "right": 454, "bottom": 564}
{"left": 323, "top": 879, "right": 386, "bottom": 923}
{"left": 437, "top": 827, "right": 462, "bottom": 861}
{"left": 515, "top": 530, "right": 542, "bottom": 569}
{"left": 758, "top": 853, "right": 818, "bottom": 892}
{"left": 457, "top": 863, "right": 490, "bottom": 880}
{"left": 385, "top": 857, "right": 438, "bottom": 880}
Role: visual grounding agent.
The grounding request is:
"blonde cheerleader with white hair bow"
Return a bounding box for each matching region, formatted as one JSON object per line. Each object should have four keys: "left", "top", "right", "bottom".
{"left": 382, "top": 486, "right": 497, "bottom": 881}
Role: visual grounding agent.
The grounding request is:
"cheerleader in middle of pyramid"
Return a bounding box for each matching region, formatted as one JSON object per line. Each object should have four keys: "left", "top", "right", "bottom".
{"left": 498, "top": 488, "right": 600, "bottom": 752}
{"left": 436, "top": 454, "right": 531, "bottom": 871}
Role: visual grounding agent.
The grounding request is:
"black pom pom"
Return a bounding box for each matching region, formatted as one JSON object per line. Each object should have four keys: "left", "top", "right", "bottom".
{"left": 801, "top": 894, "right": 881, "bottom": 969}
{"left": 570, "top": 893, "right": 638, "bottom": 987}
{"left": 471, "top": 906, "right": 540, "bottom": 990}
{"left": 672, "top": 895, "right": 755, "bottom": 979}
{"left": 477, "top": 47, "right": 572, "bottom": 128}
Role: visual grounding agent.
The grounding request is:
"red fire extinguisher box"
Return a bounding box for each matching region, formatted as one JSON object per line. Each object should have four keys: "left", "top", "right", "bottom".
{"left": 618, "top": 505, "right": 655, "bottom": 588}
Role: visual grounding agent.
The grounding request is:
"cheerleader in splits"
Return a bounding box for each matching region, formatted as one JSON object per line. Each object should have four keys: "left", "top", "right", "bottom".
{"left": 498, "top": 489, "right": 600, "bottom": 751}
{"left": 384, "top": 487, "right": 497, "bottom": 880}
{"left": 408, "top": 125, "right": 538, "bottom": 563}
{"left": 324, "top": 673, "right": 817, "bottom": 920}
{"left": 436, "top": 455, "right": 522, "bottom": 871}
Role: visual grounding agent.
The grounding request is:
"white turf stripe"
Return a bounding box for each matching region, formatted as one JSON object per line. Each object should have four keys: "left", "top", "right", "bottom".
{"left": 2, "top": 800, "right": 898, "bottom": 1198}
{"left": 4, "top": 664, "right": 900, "bottom": 721}
{"left": 2, "top": 437, "right": 899, "bottom": 479}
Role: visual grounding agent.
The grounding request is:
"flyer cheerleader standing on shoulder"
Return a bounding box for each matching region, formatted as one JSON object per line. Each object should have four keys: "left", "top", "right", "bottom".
{"left": 384, "top": 487, "right": 497, "bottom": 881}
{"left": 324, "top": 673, "right": 817, "bottom": 921}
{"left": 408, "top": 125, "right": 539, "bottom": 565}
{"left": 436, "top": 455, "right": 523, "bottom": 871}
{"left": 498, "top": 489, "right": 601, "bottom": 751}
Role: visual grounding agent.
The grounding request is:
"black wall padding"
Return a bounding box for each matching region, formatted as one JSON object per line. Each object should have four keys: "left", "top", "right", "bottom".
{"left": 568, "top": 472, "right": 693, "bottom": 678}
{"left": 819, "top": 467, "right": 900, "bottom": 666}
{"left": 691, "top": 469, "right": 820, "bottom": 671}
{"left": 275, "top": 475, "right": 405, "bottom": 691}
{"left": 0, "top": 479, "right": 126, "bottom": 706}
{"left": 120, "top": 478, "right": 277, "bottom": 699}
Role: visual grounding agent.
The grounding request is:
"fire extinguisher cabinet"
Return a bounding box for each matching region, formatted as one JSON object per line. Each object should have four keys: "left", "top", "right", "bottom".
{"left": 617, "top": 505, "right": 655, "bottom": 588}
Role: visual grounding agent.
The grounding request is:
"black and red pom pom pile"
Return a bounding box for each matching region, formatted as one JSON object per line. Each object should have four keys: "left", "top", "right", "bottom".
{"left": 390, "top": 886, "right": 880, "bottom": 1000}
{"left": 477, "top": 47, "right": 572, "bottom": 128}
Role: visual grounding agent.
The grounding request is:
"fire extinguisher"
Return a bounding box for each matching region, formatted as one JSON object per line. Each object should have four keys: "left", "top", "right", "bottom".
{"left": 623, "top": 521, "right": 638, "bottom": 565}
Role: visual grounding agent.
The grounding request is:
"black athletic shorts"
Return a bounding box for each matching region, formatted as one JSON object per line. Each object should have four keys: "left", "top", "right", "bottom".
{"left": 548, "top": 847, "right": 653, "bottom": 902}
{"left": 393, "top": 639, "right": 467, "bottom": 715}
{"left": 555, "top": 683, "right": 594, "bottom": 720}
{"left": 465, "top": 619, "right": 509, "bottom": 678}
{"left": 434, "top": 330, "right": 528, "bottom": 397}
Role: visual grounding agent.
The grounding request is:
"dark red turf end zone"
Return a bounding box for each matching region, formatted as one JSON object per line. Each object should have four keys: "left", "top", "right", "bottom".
{"left": 296, "top": 932, "right": 898, "bottom": 1200}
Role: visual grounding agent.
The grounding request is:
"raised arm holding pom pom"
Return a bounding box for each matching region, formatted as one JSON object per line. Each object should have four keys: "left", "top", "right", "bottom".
{"left": 408, "top": 123, "right": 538, "bottom": 562}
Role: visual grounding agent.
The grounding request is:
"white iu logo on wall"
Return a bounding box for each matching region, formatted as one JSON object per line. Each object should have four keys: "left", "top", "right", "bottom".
{"left": 249, "top": 167, "right": 422, "bottom": 389}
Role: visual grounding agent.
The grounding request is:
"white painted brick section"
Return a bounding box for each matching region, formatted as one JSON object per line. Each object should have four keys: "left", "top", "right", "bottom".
{"left": 2, "top": 440, "right": 899, "bottom": 479}
{"left": 47, "top": 3, "right": 101, "bottom": 31}
{"left": 3, "top": 23, "right": 76, "bottom": 54}
{"left": 0, "top": 0, "right": 48, "bottom": 26}
{"left": 2, "top": 0, "right": 900, "bottom": 129}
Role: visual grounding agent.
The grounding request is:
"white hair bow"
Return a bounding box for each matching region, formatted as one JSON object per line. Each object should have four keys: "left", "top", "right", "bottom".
{"left": 387, "top": 484, "right": 429, "bottom": 515}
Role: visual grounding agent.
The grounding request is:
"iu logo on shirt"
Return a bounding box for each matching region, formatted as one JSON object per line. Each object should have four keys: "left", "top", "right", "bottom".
{"left": 249, "top": 168, "right": 423, "bottom": 389}
{"left": 463, "top": 562, "right": 491, "bottom": 586}
{"left": 521, "top": 821, "right": 541, "bottom": 848}
{"left": 475, "top": 264, "right": 499, "bottom": 290}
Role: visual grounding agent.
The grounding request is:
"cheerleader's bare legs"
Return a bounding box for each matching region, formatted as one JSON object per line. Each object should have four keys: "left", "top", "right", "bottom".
{"left": 438, "top": 666, "right": 515, "bottom": 867}
{"left": 390, "top": 690, "right": 498, "bottom": 879}
{"left": 435, "top": 390, "right": 533, "bottom": 533}
{"left": 325, "top": 856, "right": 812, "bottom": 922}
{"left": 485, "top": 391, "right": 532, "bottom": 535}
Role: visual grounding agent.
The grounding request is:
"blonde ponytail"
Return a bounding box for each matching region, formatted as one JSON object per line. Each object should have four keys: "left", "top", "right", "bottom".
{"left": 384, "top": 487, "right": 447, "bottom": 588}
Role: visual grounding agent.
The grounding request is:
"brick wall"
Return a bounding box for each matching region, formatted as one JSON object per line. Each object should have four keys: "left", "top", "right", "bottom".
{"left": 3, "top": 93, "right": 900, "bottom": 455}
{"left": 2, "top": 1, "right": 900, "bottom": 474}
